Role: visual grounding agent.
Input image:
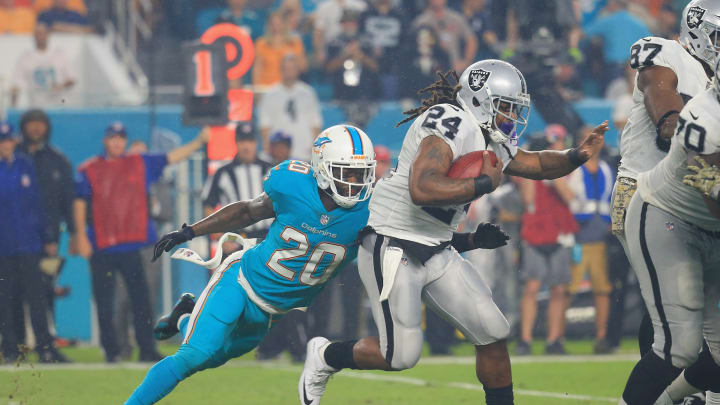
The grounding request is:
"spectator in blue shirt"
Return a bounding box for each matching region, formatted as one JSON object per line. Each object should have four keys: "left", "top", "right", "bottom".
{"left": 38, "top": 0, "right": 91, "bottom": 33}
{"left": 0, "top": 122, "right": 68, "bottom": 364}
{"left": 70, "top": 122, "right": 209, "bottom": 363}
{"left": 215, "top": 0, "right": 266, "bottom": 40}
{"left": 583, "top": 0, "right": 651, "bottom": 87}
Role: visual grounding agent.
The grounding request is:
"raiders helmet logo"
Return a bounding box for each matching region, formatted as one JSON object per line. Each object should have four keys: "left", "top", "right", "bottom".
{"left": 468, "top": 69, "right": 491, "bottom": 92}
{"left": 687, "top": 6, "right": 705, "bottom": 29}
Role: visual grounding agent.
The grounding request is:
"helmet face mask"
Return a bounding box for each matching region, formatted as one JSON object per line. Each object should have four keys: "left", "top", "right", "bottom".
{"left": 680, "top": 0, "right": 720, "bottom": 67}
{"left": 457, "top": 59, "right": 531, "bottom": 145}
{"left": 311, "top": 125, "right": 376, "bottom": 208}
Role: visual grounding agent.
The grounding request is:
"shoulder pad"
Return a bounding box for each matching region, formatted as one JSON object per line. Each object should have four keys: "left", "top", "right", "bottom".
{"left": 629, "top": 37, "right": 675, "bottom": 70}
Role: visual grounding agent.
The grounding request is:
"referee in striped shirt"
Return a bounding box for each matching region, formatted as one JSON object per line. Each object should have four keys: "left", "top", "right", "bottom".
{"left": 201, "top": 121, "right": 273, "bottom": 240}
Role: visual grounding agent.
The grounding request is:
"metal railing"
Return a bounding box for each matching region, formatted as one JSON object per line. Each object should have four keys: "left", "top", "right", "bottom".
{"left": 104, "top": 0, "right": 151, "bottom": 92}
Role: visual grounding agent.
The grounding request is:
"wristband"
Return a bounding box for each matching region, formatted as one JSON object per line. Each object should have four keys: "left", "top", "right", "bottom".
{"left": 567, "top": 148, "right": 587, "bottom": 166}
{"left": 655, "top": 110, "right": 680, "bottom": 137}
{"left": 181, "top": 223, "right": 196, "bottom": 240}
{"left": 473, "top": 175, "right": 493, "bottom": 198}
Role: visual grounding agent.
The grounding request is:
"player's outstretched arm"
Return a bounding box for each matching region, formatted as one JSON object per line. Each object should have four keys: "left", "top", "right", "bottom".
{"left": 409, "top": 136, "right": 503, "bottom": 206}
{"left": 152, "top": 193, "right": 276, "bottom": 261}
{"left": 505, "top": 121, "right": 609, "bottom": 180}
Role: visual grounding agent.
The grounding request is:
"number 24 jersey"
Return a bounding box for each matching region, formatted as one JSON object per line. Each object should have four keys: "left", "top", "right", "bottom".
{"left": 240, "top": 160, "right": 370, "bottom": 312}
{"left": 369, "top": 103, "right": 516, "bottom": 246}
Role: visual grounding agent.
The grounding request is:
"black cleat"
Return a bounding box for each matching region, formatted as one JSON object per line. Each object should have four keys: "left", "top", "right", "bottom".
{"left": 153, "top": 293, "right": 196, "bottom": 340}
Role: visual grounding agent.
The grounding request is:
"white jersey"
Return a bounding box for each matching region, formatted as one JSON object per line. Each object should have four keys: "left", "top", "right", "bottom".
{"left": 368, "top": 104, "right": 516, "bottom": 245}
{"left": 618, "top": 37, "right": 710, "bottom": 180}
{"left": 638, "top": 88, "right": 720, "bottom": 231}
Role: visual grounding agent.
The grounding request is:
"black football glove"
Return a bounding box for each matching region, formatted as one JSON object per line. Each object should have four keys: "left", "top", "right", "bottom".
{"left": 152, "top": 223, "right": 195, "bottom": 262}
{"left": 472, "top": 222, "right": 510, "bottom": 249}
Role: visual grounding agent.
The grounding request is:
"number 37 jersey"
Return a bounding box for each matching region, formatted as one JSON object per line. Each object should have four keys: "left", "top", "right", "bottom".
{"left": 619, "top": 37, "right": 709, "bottom": 179}
{"left": 637, "top": 89, "right": 720, "bottom": 231}
{"left": 240, "top": 160, "right": 370, "bottom": 312}
{"left": 369, "top": 103, "right": 516, "bottom": 246}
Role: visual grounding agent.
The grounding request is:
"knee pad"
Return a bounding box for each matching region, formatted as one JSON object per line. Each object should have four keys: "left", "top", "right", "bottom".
{"left": 658, "top": 332, "right": 702, "bottom": 369}
{"left": 388, "top": 327, "right": 423, "bottom": 370}
{"left": 170, "top": 345, "right": 213, "bottom": 377}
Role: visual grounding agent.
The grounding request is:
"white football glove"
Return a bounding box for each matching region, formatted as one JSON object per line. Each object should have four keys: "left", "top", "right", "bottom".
{"left": 683, "top": 156, "right": 720, "bottom": 201}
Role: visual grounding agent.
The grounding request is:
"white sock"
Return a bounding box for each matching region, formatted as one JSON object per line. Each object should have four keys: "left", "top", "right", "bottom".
{"left": 666, "top": 371, "right": 700, "bottom": 402}
{"left": 652, "top": 390, "right": 674, "bottom": 405}
{"left": 617, "top": 398, "right": 628, "bottom": 405}
{"left": 177, "top": 313, "right": 191, "bottom": 331}
{"left": 707, "top": 391, "right": 720, "bottom": 405}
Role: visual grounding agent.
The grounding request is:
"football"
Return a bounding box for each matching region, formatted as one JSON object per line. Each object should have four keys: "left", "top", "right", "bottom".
{"left": 447, "top": 150, "right": 499, "bottom": 179}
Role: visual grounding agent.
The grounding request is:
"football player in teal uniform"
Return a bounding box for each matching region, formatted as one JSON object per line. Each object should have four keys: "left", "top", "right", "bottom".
{"left": 125, "top": 125, "right": 377, "bottom": 404}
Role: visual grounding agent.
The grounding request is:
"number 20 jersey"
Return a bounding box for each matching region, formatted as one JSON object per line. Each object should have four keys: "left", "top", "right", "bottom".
{"left": 637, "top": 88, "right": 720, "bottom": 231}
{"left": 369, "top": 103, "right": 516, "bottom": 246}
{"left": 618, "top": 37, "right": 709, "bottom": 180}
{"left": 240, "top": 160, "right": 370, "bottom": 312}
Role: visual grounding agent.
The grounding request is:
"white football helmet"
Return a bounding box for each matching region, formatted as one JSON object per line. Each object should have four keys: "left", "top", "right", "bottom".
{"left": 679, "top": 0, "right": 720, "bottom": 67}
{"left": 456, "top": 59, "right": 531, "bottom": 145}
{"left": 311, "top": 125, "right": 376, "bottom": 208}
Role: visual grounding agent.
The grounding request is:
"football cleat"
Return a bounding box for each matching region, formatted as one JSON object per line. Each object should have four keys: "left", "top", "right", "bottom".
{"left": 153, "top": 293, "right": 196, "bottom": 340}
{"left": 298, "top": 337, "right": 338, "bottom": 405}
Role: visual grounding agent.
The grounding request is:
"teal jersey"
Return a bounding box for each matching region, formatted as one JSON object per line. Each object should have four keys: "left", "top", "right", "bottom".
{"left": 240, "top": 160, "right": 369, "bottom": 311}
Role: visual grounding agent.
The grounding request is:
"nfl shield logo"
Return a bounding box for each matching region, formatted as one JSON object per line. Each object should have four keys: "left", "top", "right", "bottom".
{"left": 468, "top": 69, "right": 491, "bottom": 92}
{"left": 687, "top": 6, "right": 705, "bottom": 29}
{"left": 320, "top": 214, "right": 330, "bottom": 225}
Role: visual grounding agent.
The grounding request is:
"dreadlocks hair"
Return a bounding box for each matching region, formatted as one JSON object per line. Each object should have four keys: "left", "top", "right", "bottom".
{"left": 396, "top": 70, "right": 462, "bottom": 127}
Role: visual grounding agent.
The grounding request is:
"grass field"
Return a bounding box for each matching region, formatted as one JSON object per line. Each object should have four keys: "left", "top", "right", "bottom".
{"left": 0, "top": 340, "right": 639, "bottom": 404}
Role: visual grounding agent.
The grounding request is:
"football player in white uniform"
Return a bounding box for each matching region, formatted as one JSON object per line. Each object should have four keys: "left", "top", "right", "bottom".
{"left": 609, "top": 1, "right": 720, "bottom": 404}
{"left": 618, "top": 57, "right": 720, "bottom": 405}
{"left": 298, "top": 60, "right": 608, "bottom": 405}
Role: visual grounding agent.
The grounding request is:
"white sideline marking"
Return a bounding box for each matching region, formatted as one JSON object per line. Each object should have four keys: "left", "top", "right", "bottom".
{"left": 0, "top": 357, "right": 623, "bottom": 402}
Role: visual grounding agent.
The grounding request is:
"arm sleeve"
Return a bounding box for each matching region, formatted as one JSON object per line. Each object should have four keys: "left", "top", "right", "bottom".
{"left": 142, "top": 153, "right": 169, "bottom": 184}
{"left": 75, "top": 170, "right": 91, "bottom": 200}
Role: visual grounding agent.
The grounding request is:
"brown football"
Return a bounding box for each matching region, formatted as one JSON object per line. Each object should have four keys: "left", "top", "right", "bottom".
{"left": 447, "top": 150, "right": 499, "bottom": 179}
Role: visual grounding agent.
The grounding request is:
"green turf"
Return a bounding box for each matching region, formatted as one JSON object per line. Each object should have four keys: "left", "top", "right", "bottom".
{"left": 0, "top": 340, "right": 638, "bottom": 405}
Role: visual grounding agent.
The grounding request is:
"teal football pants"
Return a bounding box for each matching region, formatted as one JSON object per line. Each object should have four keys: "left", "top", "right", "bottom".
{"left": 125, "top": 261, "right": 272, "bottom": 405}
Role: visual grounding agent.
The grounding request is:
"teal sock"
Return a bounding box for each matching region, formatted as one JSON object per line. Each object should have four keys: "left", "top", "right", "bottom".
{"left": 125, "top": 356, "right": 183, "bottom": 405}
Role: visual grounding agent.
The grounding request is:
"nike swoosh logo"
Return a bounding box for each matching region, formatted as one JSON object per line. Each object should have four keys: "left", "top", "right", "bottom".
{"left": 690, "top": 111, "right": 699, "bottom": 120}
{"left": 642, "top": 37, "right": 651, "bottom": 42}
{"left": 303, "top": 380, "right": 313, "bottom": 405}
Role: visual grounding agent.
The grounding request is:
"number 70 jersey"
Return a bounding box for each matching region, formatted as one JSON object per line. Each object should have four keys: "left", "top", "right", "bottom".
{"left": 239, "top": 160, "right": 370, "bottom": 312}
{"left": 637, "top": 88, "right": 720, "bottom": 231}
{"left": 369, "top": 103, "right": 516, "bottom": 246}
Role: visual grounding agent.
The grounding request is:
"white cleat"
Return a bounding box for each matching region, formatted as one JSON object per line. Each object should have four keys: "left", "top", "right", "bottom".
{"left": 298, "top": 337, "right": 338, "bottom": 405}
